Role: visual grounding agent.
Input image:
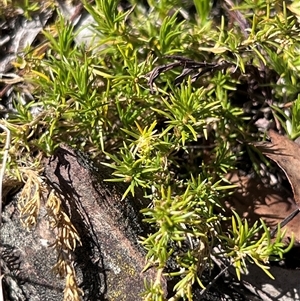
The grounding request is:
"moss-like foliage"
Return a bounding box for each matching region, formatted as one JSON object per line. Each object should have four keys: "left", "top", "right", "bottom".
{"left": 1, "top": 0, "right": 300, "bottom": 300}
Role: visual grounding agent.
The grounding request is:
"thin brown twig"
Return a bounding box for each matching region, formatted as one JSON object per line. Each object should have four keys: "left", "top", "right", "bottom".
{"left": 146, "top": 56, "right": 233, "bottom": 94}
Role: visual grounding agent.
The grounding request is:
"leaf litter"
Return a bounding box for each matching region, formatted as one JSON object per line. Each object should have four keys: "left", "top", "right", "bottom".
{"left": 224, "top": 130, "right": 300, "bottom": 246}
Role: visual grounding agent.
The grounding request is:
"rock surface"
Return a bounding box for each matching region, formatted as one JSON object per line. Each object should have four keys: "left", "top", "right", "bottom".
{"left": 1, "top": 145, "right": 163, "bottom": 301}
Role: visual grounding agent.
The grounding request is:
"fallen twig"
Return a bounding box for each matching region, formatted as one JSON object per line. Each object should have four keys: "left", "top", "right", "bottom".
{"left": 146, "top": 55, "right": 233, "bottom": 93}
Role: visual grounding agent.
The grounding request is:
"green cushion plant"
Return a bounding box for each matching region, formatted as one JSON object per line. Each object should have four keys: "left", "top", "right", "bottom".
{"left": 1, "top": 0, "right": 300, "bottom": 300}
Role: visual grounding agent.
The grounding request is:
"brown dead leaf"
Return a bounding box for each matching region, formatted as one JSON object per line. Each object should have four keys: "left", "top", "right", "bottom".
{"left": 224, "top": 130, "right": 300, "bottom": 245}
{"left": 257, "top": 130, "right": 300, "bottom": 206}
{"left": 224, "top": 171, "right": 300, "bottom": 245}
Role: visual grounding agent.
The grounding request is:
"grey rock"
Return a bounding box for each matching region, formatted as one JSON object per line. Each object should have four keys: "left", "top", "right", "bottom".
{"left": 1, "top": 145, "right": 164, "bottom": 301}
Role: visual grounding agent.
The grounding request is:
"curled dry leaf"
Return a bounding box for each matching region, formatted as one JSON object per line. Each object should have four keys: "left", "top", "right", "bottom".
{"left": 224, "top": 171, "right": 300, "bottom": 245}
{"left": 224, "top": 130, "right": 300, "bottom": 245}
{"left": 256, "top": 130, "right": 300, "bottom": 206}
